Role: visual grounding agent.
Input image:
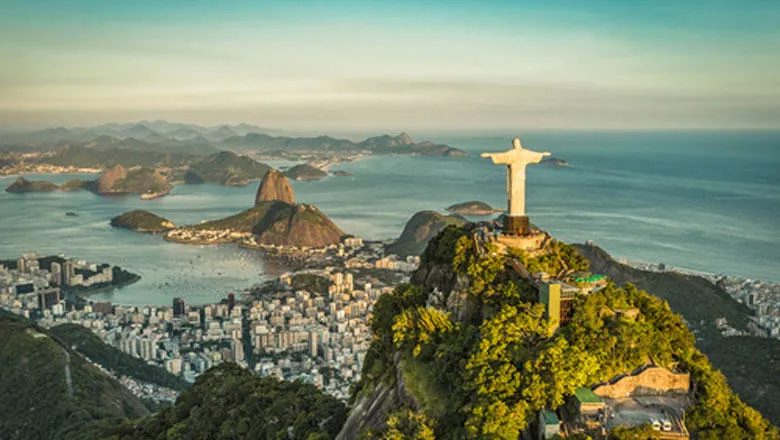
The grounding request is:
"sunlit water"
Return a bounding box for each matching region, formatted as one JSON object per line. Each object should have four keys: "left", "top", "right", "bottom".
{"left": 1, "top": 131, "right": 778, "bottom": 304}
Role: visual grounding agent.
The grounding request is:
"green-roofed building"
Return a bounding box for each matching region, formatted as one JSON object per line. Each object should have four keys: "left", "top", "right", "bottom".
{"left": 575, "top": 274, "right": 607, "bottom": 284}
{"left": 538, "top": 409, "right": 561, "bottom": 440}
{"left": 574, "top": 387, "right": 605, "bottom": 416}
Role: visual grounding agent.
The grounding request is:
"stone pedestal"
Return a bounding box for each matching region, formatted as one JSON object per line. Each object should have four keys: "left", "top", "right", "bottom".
{"left": 504, "top": 215, "right": 531, "bottom": 236}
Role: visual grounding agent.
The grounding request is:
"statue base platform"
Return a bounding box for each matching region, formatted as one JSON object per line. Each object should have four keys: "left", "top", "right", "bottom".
{"left": 494, "top": 231, "right": 549, "bottom": 254}
{"left": 504, "top": 215, "right": 531, "bottom": 236}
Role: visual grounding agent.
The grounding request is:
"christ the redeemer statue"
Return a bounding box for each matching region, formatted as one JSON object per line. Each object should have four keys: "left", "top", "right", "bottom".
{"left": 481, "top": 138, "right": 550, "bottom": 236}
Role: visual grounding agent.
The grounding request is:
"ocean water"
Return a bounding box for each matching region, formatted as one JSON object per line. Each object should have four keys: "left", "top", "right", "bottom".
{"left": 0, "top": 131, "right": 778, "bottom": 305}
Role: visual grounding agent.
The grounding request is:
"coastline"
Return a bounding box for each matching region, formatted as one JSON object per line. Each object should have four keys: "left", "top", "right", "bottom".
{"left": 0, "top": 167, "right": 102, "bottom": 176}
{"left": 140, "top": 189, "right": 171, "bottom": 200}
{"left": 66, "top": 274, "right": 141, "bottom": 298}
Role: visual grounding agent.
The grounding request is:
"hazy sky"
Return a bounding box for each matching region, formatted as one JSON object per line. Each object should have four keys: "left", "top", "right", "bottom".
{"left": 1, "top": 0, "right": 779, "bottom": 131}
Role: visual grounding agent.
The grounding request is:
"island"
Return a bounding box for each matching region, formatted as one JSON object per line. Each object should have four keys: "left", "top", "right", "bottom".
{"left": 5, "top": 176, "right": 59, "bottom": 193}
{"left": 541, "top": 156, "right": 568, "bottom": 166}
{"left": 283, "top": 163, "right": 328, "bottom": 181}
{"left": 445, "top": 200, "right": 502, "bottom": 216}
{"left": 95, "top": 164, "right": 172, "bottom": 198}
{"left": 4, "top": 165, "right": 173, "bottom": 199}
{"left": 110, "top": 210, "right": 176, "bottom": 233}
{"left": 60, "top": 178, "right": 90, "bottom": 191}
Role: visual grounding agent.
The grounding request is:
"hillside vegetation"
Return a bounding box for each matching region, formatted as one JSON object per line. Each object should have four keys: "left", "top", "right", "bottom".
{"left": 386, "top": 211, "right": 467, "bottom": 257}
{"left": 110, "top": 210, "right": 176, "bottom": 232}
{"left": 189, "top": 200, "right": 345, "bottom": 248}
{"left": 186, "top": 151, "right": 270, "bottom": 184}
{"left": 353, "top": 225, "right": 778, "bottom": 439}
{"left": 575, "top": 244, "right": 753, "bottom": 330}
{"left": 0, "top": 312, "right": 148, "bottom": 440}
{"left": 284, "top": 163, "right": 328, "bottom": 181}
{"left": 576, "top": 243, "right": 780, "bottom": 424}
{"left": 50, "top": 324, "right": 190, "bottom": 391}
{"left": 101, "top": 362, "right": 347, "bottom": 440}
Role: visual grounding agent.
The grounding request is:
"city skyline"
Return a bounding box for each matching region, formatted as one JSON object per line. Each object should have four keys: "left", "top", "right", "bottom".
{"left": 2, "top": 0, "right": 779, "bottom": 131}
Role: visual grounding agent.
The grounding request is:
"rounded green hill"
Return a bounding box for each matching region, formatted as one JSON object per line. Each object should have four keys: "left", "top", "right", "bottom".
{"left": 110, "top": 210, "right": 176, "bottom": 233}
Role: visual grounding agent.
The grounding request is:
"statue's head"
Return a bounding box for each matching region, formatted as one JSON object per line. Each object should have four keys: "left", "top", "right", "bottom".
{"left": 512, "top": 138, "right": 521, "bottom": 149}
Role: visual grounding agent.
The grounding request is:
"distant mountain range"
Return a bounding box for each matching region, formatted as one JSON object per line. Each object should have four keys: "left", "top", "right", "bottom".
{"left": 0, "top": 121, "right": 275, "bottom": 146}
{"left": 0, "top": 120, "right": 468, "bottom": 158}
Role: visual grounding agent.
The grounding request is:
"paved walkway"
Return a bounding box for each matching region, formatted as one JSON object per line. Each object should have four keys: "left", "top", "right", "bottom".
{"left": 63, "top": 349, "right": 74, "bottom": 399}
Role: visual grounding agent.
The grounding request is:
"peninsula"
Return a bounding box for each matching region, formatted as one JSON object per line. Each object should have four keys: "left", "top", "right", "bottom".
{"left": 112, "top": 169, "right": 348, "bottom": 250}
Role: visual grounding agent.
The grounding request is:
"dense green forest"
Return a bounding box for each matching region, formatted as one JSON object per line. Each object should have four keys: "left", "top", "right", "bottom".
{"left": 100, "top": 362, "right": 348, "bottom": 440}
{"left": 0, "top": 311, "right": 148, "bottom": 440}
{"left": 291, "top": 273, "right": 332, "bottom": 294}
{"left": 357, "top": 225, "right": 778, "bottom": 439}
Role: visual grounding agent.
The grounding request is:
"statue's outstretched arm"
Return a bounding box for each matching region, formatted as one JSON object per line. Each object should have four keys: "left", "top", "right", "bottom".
{"left": 481, "top": 151, "right": 511, "bottom": 164}
{"left": 530, "top": 151, "right": 551, "bottom": 163}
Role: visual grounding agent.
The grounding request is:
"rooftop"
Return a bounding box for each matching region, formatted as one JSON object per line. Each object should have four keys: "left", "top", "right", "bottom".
{"left": 575, "top": 274, "right": 607, "bottom": 284}
{"left": 541, "top": 408, "right": 559, "bottom": 425}
{"left": 574, "top": 387, "right": 603, "bottom": 404}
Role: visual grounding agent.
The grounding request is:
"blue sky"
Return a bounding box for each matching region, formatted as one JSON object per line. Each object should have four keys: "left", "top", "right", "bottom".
{"left": 1, "top": 0, "right": 778, "bottom": 130}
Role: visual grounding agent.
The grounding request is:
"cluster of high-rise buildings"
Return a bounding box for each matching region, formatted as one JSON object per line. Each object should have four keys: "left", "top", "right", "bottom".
{"left": 345, "top": 254, "right": 420, "bottom": 271}
{"left": 719, "top": 276, "right": 780, "bottom": 339}
{"left": 0, "top": 252, "right": 117, "bottom": 316}
{"left": 1, "top": 240, "right": 418, "bottom": 402}
{"left": 36, "top": 298, "right": 248, "bottom": 386}
{"left": 23, "top": 266, "right": 397, "bottom": 401}
{"left": 617, "top": 259, "right": 780, "bottom": 340}
{"left": 248, "top": 271, "right": 393, "bottom": 399}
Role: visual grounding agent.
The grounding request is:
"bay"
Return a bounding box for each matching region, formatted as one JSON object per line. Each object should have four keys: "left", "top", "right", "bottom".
{"left": 0, "top": 131, "right": 778, "bottom": 305}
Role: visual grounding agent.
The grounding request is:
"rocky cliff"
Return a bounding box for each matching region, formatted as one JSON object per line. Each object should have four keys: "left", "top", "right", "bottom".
{"left": 190, "top": 200, "right": 346, "bottom": 248}
{"left": 255, "top": 168, "right": 295, "bottom": 205}
{"left": 60, "top": 178, "right": 90, "bottom": 191}
{"left": 253, "top": 202, "right": 345, "bottom": 248}
{"left": 94, "top": 166, "right": 172, "bottom": 196}
{"left": 95, "top": 164, "right": 128, "bottom": 193}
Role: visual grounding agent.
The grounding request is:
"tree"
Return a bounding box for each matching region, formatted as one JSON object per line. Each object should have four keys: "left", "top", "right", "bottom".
{"left": 521, "top": 337, "right": 599, "bottom": 409}
{"left": 393, "top": 306, "right": 455, "bottom": 358}
{"left": 380, "top": 410, "right": 436, "bottom": 440}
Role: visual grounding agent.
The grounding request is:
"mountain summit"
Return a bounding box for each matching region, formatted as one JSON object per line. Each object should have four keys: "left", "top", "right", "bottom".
{"left": 255, "top": 169, "right": 295, "bottom": 205}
